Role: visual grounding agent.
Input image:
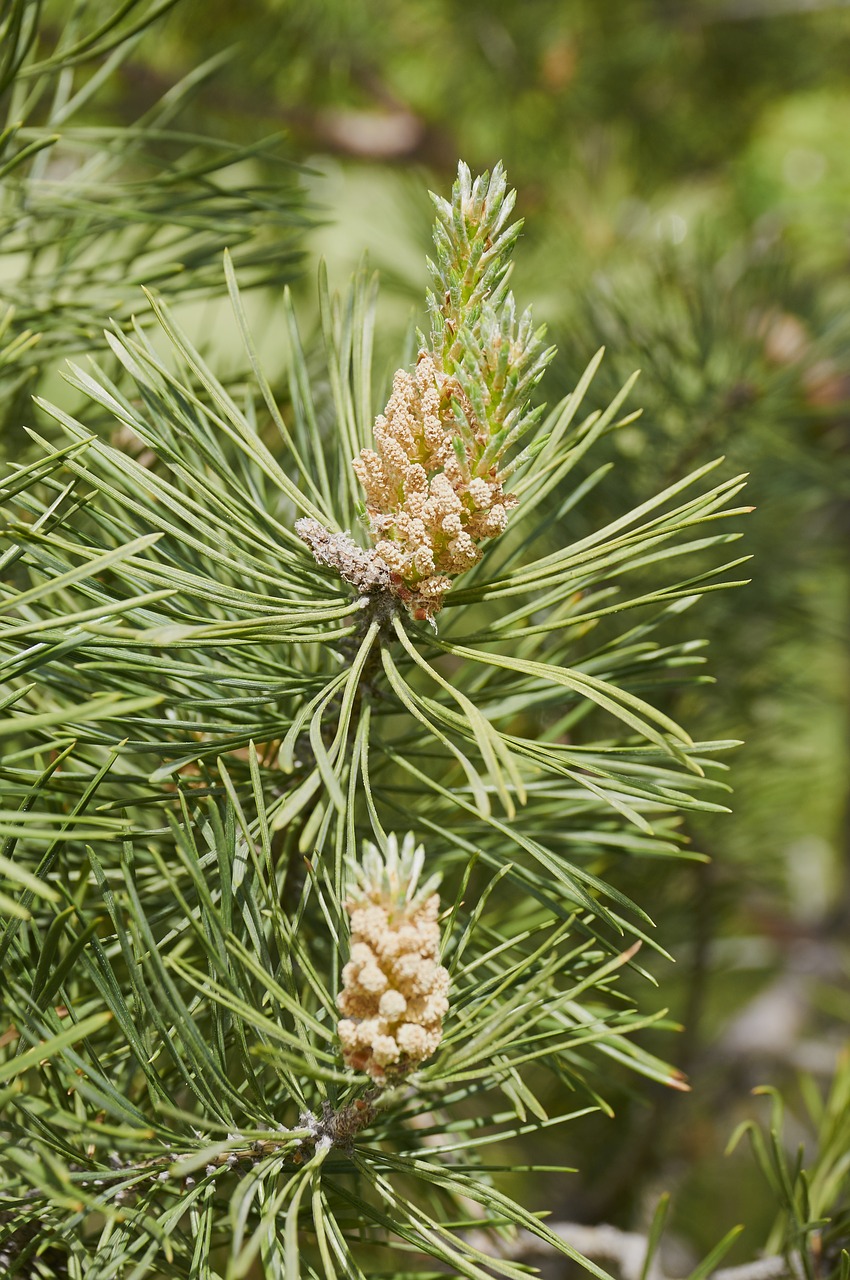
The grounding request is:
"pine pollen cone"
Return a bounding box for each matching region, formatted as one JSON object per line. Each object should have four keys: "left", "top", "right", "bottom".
{"left": 352, "top": 351, "right": 516, "bottom": 619}
{"left": 337, "top": 851, "right": 449, "bottom": 1083}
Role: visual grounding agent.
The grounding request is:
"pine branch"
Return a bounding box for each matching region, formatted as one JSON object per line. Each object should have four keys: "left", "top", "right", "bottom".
{"left": 0, "top": 158, "right": 757, "bottom": 1276}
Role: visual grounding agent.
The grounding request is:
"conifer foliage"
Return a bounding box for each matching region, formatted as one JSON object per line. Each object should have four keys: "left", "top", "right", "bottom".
{"left": 0, "top": 98, "right": 754, "bottom": 1278}
{"left": 0, "top": 0, "right": 306, "bottom": 449}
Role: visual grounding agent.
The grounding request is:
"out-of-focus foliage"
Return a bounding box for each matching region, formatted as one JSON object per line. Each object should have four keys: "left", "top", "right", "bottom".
{"left": 0, "top": 0, "right": 308, "bottom": 449}
{"left": 165, "top": 0, "right": 850, "bottom": 189}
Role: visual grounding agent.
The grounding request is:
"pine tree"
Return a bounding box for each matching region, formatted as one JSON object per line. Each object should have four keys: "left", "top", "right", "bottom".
{"left": 0, "top": 127, "right": 759, "bottom": 1274}
{"left": 7, "top": 8, "right": 849, "bottom": 1276}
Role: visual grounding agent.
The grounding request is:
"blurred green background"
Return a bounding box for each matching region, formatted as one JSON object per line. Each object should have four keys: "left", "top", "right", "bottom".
{"left": 5, "top": 0, "right": 850, "bottom": 1265}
